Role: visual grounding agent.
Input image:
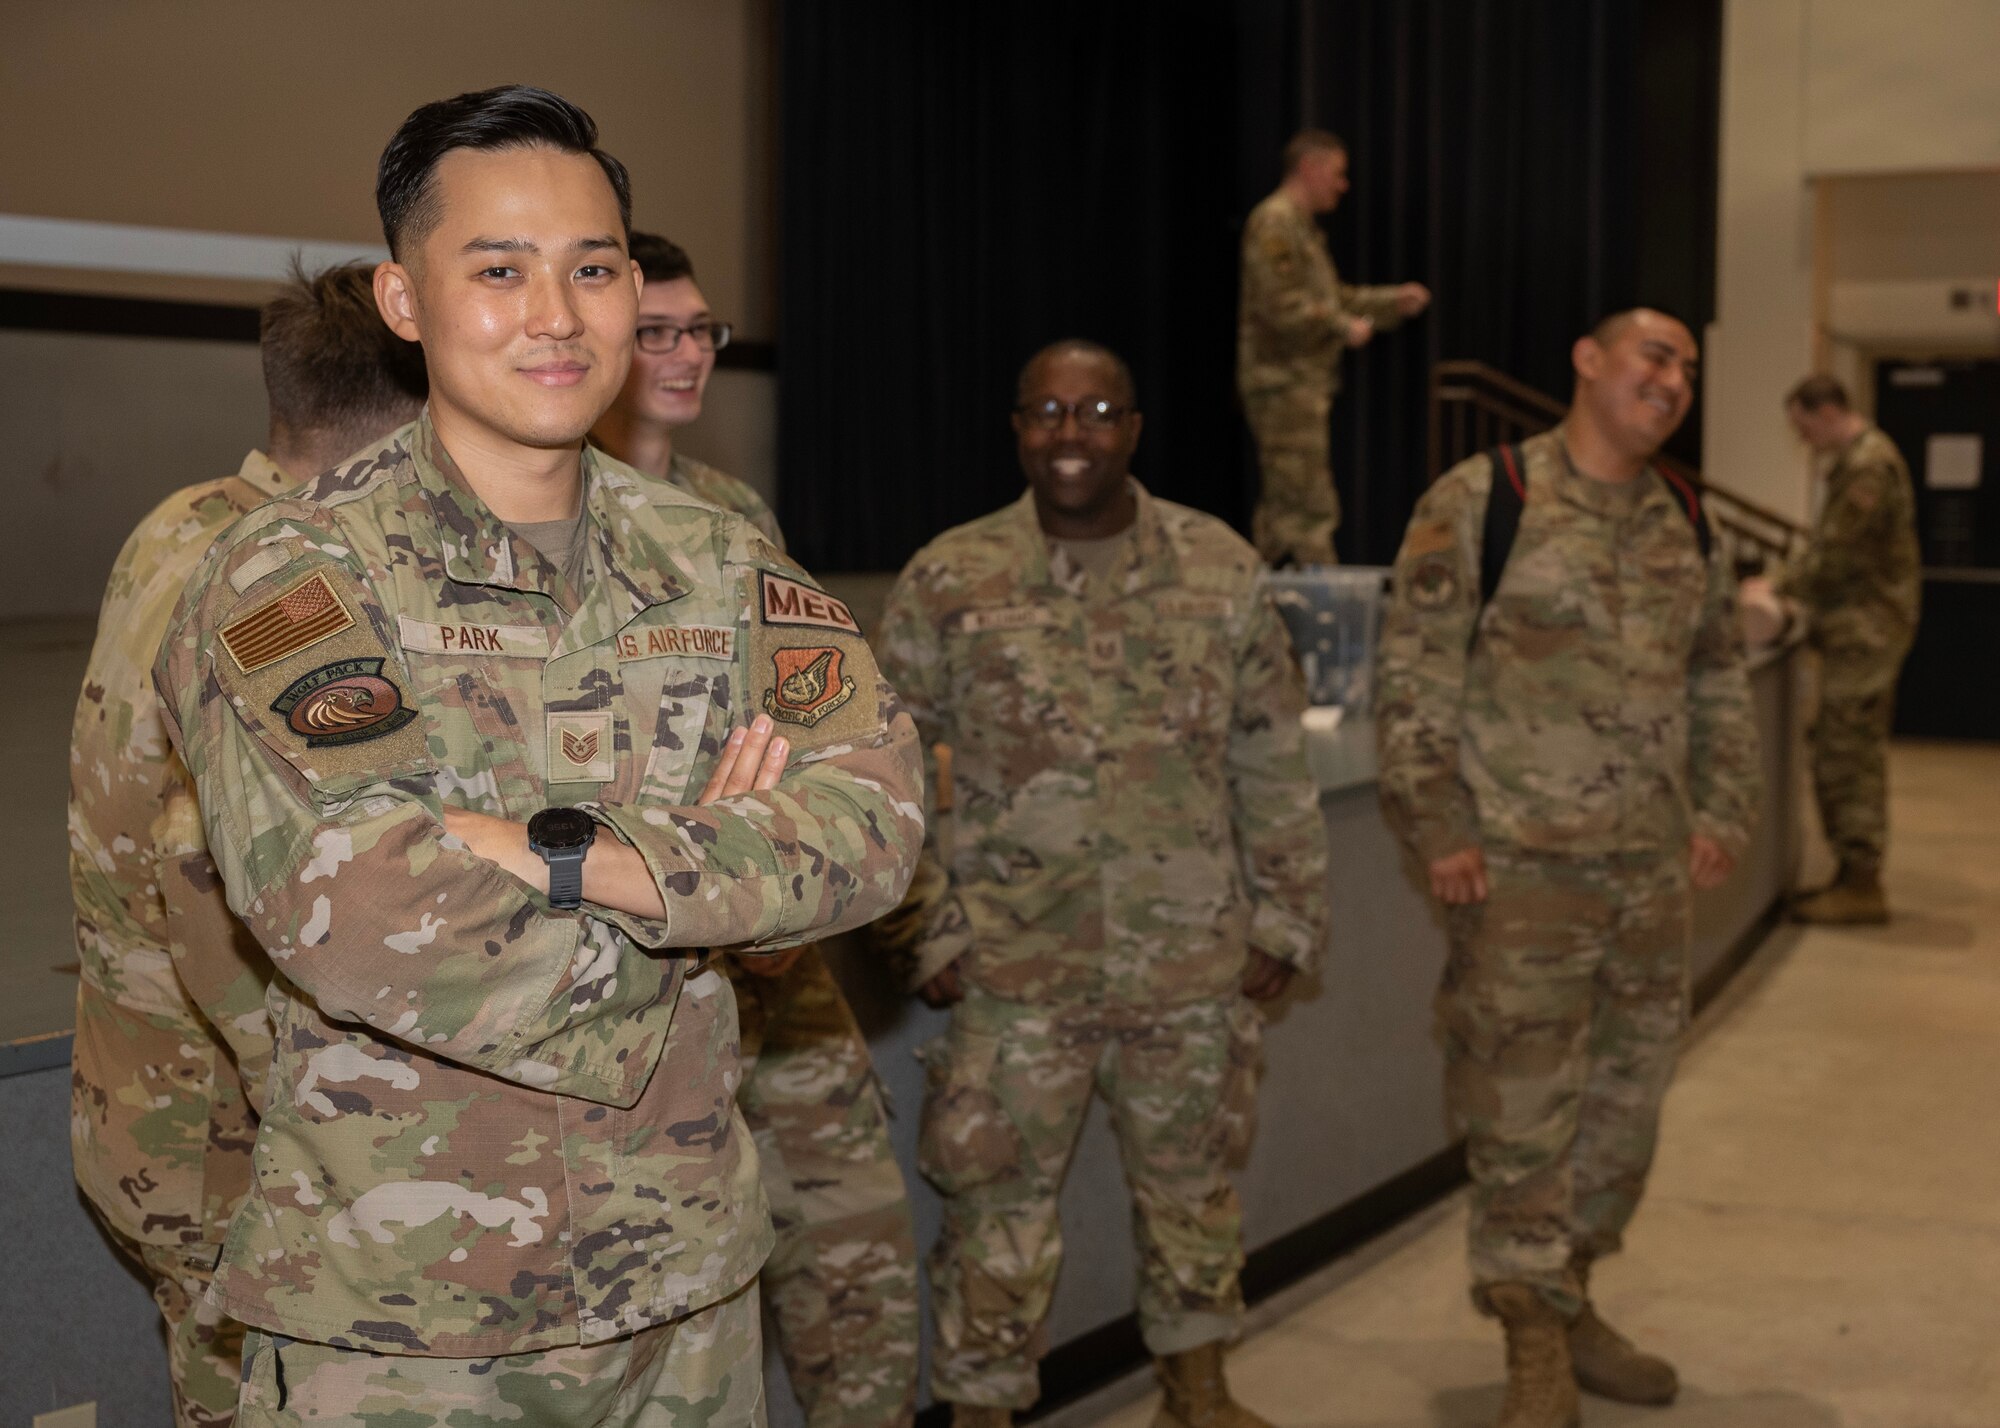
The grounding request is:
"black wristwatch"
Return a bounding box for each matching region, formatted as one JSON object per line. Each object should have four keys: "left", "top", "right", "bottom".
{"left": 528, "top": 807, "right": 597, "bottom": 909}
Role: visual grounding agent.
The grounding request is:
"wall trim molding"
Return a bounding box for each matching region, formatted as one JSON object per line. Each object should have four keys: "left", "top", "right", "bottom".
{"left": 0, "top": 212, "right": 384, "bottom": 283}
{"left": 0, "top": 286, "right": 777, "bottom": 371}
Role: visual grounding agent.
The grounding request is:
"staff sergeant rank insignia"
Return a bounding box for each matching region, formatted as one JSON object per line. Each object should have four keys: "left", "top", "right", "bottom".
{"left": 765, "top": 646, "right": 857, "bottom": 727}
{"left": 270, "top": 658, "right": 417, "bottom": 746}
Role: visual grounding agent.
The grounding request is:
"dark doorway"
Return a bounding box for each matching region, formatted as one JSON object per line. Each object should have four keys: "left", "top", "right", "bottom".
{"left": 1874, "top": 358, "right": 2000, "bottom": 740}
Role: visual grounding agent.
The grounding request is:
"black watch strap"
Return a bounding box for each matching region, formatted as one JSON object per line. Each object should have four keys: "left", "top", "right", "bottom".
{"left": 528, "top": 806, "right": 597, "bottom": 910}
{"left": 545, "top": 847, "right": 587, "bottom": 909}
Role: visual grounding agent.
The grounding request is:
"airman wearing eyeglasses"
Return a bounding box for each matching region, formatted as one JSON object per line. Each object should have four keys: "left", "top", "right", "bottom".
{"left": 589, "top": 233, "right": 777, "bottom": 540}
{"left": 877, "top": 340, "right": 1328, "bottom": 1428}
{"left": 588, "top": 232, "right": 921, "bottom": 1428}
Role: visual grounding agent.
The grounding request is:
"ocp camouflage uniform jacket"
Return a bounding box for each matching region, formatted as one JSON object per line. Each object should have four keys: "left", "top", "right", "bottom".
{"left": 877, "top": 482, "right": 1329, "bottom": 1007}
{"left": 1777, "top": 426, "right": 1921, "bottom": 659}
{"left": 154, "top": 415, "right": 924, "bottom": 1356}
{"left": 667, "top": 450, "right": 783, "bottom": 550}
{"left": 71, "top": 451, "right": 286, "bottom": 1251}
{"left": 1237, "top": 188, "right": 1405, "bottom": 402}
{"left": 1376, "top": 427, "right": 1761, "bottom": 865}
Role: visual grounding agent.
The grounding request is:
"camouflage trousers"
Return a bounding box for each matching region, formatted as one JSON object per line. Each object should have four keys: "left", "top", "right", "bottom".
{"left": 919, "top": 993, "right": 1261, "bottom": 1409}
{"left": 1243, "top": 384, "right": 1338, "bottom": 566}
{"left": 1810, "top": 647, "right": 1908, "bottom": 875}
{"left": 236, "top": 1277, "right": 764, "bottom": 1427}
{"left": 1436, "top": 847, "right": 1690, "bottom": 1318}
{"left": 98, "top": 1223, "right": 243, "bottom": 1428}
{"left": 732, "top": 948, "right": 919, "bottom": 1428}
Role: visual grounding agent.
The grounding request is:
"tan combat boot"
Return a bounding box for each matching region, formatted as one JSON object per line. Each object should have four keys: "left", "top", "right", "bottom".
{"left": 1152, "top": 1341, "right": 1272, "bottom": 1428}
{"left": 1569, "top": 1301, "right": 1679, "bottom": 1404}
{"left": 1791, "top": 864, "right": 1889, "bottom": 924}
{"left": 949, "top": 1405, "right": 1014, "bottom": 1428}
{"left": 1487, "top": 1285, "right": 1580, "bottom": 1428}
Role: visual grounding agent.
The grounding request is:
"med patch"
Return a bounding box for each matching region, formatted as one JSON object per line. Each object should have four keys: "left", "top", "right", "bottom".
{"left": 759, "top": 571, "right": 861, "bottom": 634}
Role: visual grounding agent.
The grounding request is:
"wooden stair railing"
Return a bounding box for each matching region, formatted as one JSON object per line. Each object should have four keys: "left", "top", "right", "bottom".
{"left": 1428, "top": 360, "right": 1805, "bottom": 572}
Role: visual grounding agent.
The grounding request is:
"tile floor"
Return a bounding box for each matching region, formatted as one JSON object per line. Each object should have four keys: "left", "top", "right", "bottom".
{"left": 1059, "top": 742, "right": 2000, "bottom": 1428}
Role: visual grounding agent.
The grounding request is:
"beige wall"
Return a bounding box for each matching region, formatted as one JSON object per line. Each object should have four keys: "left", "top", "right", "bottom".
{"left": 1708, "top": 0, "right": 1816, "bottom": 520}
{"left": 0, "top": 1, "right": 778, "bottom": 616}
{"left": 0, "top": 0, "right": 774, "bottom": 335}
{"left": 1804, "top": 1, "right": 2000, "bottom": 175}
{"left": 1710, "top": 0, "right": 2000, "bottom": 522}
{"left": 1823, "top": 173, "right": 2000, "bottom": 284}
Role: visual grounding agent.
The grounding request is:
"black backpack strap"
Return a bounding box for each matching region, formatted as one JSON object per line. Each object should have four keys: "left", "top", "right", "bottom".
{"left": 1480, "top": 442, "right": 1527, "bottom": 607}
{"left": 1655, "top": 465, "right": 1713, "bottom": 561}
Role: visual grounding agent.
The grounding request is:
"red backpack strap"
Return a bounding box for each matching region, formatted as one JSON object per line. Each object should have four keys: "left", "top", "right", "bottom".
{"left": 1654, "top": 465, "right": 1713, "bottom": 561}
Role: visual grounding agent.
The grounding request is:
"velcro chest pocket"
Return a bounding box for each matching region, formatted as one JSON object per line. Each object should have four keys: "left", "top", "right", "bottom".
{"left": 614, "top": 607, "right": 736, "bottom": 804}
{"left": 392, "top": 612, "right": 553, "bottom": 804}
{"left": 1150, "top": 592, "right": 1236, "bottom": 741}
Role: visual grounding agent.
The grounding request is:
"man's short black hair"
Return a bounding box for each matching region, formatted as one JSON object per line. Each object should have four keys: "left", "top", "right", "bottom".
{"left": 376, "top": 85, "right": 633, "bottom": 259}
{"left": 1016, "top": 339, "right": 1137, "bottom": 407}
{"left": 1786, "top": 373, "right": 1851, "bottom": 412}
{"left": 1588, "top": 306, "right": 1693, "bottom": 347}
{"left": 261, "top": 260, "right": 427, "bottom": 449}
{"left": 1284, "top": 128, "right": 1347, "bottom": 174}
{"left": 629, "top": 232, "right": 694, "bottom": 286}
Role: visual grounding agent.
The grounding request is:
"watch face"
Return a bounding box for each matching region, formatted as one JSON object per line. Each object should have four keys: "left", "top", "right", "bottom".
{"left": 529, "top": 806, "right": 596, "bottom": 851}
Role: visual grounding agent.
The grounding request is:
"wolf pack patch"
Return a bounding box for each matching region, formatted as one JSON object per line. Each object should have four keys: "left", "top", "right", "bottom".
{"left": 268, "top": 658, "right": 416, "bottom": 747}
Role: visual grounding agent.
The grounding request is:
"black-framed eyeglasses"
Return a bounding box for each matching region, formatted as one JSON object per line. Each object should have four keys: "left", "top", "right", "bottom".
{"left": 1014, "top": 397, "right": 1131, "bottom": 431}
{"left": 636, "top": 320, "right": 733, "bottom": 354}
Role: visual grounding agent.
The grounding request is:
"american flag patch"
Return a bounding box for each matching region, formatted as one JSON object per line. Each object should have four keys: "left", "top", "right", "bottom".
{"left": 218, "top": 571, "right": 356, "bottom": 673}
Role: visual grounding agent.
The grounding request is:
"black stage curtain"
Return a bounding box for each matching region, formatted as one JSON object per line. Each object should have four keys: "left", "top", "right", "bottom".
{"left": 776, "top": 1, "right": 1720, "bottom": 572}
{"left": 1310, "top": 0, "right": 1721, "bottom": 563}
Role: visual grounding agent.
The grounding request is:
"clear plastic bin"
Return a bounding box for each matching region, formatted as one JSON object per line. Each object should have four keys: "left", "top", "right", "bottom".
{"left": 1265, "top": 567, "right": 1390, "bottom": 712}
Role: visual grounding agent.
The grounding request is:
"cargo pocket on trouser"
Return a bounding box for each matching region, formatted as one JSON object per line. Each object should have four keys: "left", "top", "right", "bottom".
{"left": 915, "top": 1027, "right": 1023, "bottom": 1196}
{"left": 236, "top": 1331, "right": 296, "bottom": 1422}
{"left": 1211, "top": 998, "right": 1265, "bottom": 1163}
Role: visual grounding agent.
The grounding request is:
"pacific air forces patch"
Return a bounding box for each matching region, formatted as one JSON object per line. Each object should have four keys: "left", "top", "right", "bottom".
{"left": 746, "top": 563, "right": 878, "bottom": 747}
{"left": 765, "top": 646, "right": 856, "bottom": 727}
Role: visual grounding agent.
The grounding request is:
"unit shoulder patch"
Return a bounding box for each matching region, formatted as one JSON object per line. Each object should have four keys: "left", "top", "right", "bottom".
{"left": 760, "top": 571, "right": 861, "bottom": 634}
{"left": 269, "top": 658, "right": 417, "bottom": 747}
{"left": 1408, "top": 555, "right": 1460, "bottom": 612}
{"left": 764, "top": 646, "right": 858, "bottom": 727}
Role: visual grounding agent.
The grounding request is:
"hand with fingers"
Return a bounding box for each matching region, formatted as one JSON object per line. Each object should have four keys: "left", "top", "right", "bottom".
{"left": 1428, "top": 846, "right": 1489, "bottom": 905}
{"left": 916, "top": 959, "right": 964, "bottom": 1008}
{"left": 1688, "top": 833, "right": 1735, "bottom": 891}
{"left": 697, "top": 714, "right": 790, "bottom": 805}
{"left": 1240, "top": 948, "right": 1295, "bottom": 1002}
{"left": 696, "top": 716, "right": 814, "bottom": 977}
